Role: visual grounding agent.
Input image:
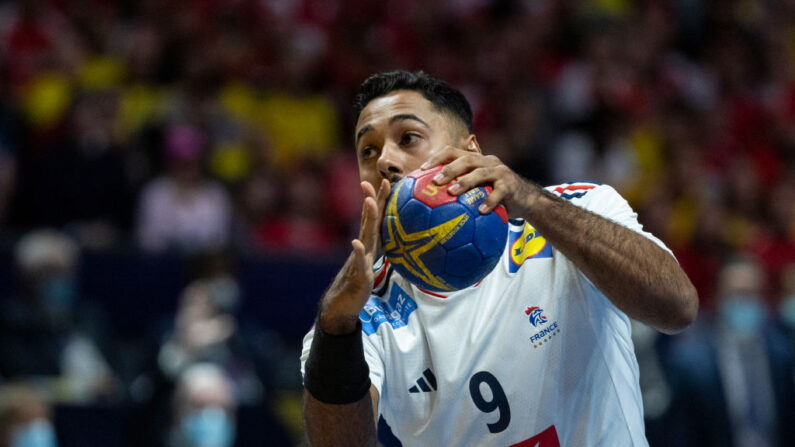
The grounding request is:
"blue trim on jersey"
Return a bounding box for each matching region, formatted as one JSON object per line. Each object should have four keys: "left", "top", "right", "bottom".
{"left": 566, "top": 180, "right": 602, "bottom": 185}
{"left": 560, "top": 191, "right": 590, "bottom": 200}
{"left": 373, "top": 267, "right": 393, "bottom": 298}
{"left": 377, "top": 416, "right": 402, "bottom": 446}
{"left": 360, "top": 283, "right": 417, "bottom": 336}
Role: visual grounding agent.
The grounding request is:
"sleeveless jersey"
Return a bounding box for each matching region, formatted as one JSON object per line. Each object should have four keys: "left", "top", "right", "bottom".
{"left": 301, "top": 182, "right": 669, "bottom": 446}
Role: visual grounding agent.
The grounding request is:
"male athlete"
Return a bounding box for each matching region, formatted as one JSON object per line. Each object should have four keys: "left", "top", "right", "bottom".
{"left": 300, "top": 71, "right": 698, "bottom": 446}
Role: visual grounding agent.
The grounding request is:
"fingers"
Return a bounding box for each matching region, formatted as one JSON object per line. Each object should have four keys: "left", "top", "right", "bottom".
{"left": 367, "top": 179, "right": 390, "bottom": 253}
{"left": 358, "top": 195, "right": 378, "bottom": 243}
{"left": 351, "top": 239, "right": 368, "bottom": 271}
{"left": 479, "top": 181, "right": 507, "bottom": 214}
{"left": 361, "top": 180, "right": 377, "bottom": 199}
{"left": 358, "top": 179, "right": 390, "bottom": 255}
{"left": 421, "top": 145, "right": 524, "bottom": 216}
{"left": 446, "top": 165, "right": 500, "bottom": 195}
{"left": 375, "top": 178, "right": 391, "bottom": 205}
{"left": 432, "top": 154, "right": 501, "bottom": 186}
{"left": 357, "top": 180, "right": 378, "bottom": 232}
{"left": 444, "top": 166, "right": 508, "bottom": 213}
{"left": 321, "top": 182, "right": 392, "bottom": 326}
{"left": 421, "top": 145, "right": 468, "bottom": 171}
{"left": 425, "top": 152, "right": 519, "bottom": 216}
{"left": 358, "top": 181, "right": 376, "bottom": 229}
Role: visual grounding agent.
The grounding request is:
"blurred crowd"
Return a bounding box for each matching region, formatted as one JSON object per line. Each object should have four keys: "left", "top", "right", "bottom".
{"left": 0, "top": 0, "right": 795, "bottom": 446}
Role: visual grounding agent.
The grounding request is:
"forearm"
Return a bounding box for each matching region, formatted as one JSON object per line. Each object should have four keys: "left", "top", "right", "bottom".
{"left": 523, "top": 186, "right": 698, "bottom": 333}
{"left": 302, "top": 317, "right": 377, "bottom": 445}
{"left": 421, "top": 149, "right": 697, "bottom": 332}
{"left": 304, "top": 388, "right": 377, "bottom": 447}
{"left": 301, "top": 176, "right": 389, "bottom": 445}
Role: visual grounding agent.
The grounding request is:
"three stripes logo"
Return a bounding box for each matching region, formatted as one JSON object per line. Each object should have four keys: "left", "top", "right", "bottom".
{"left": 408, "top": 368, "right": 437, "bottom": 393}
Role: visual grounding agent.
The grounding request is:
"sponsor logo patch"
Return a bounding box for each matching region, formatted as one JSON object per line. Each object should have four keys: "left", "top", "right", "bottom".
{"left": 408, "top": 368, "right": 437, "bottom": 393}
{"left": 525, "top": 306, "right": 562, "bottom": 349}
{"left": 507, "top": 223, "right": 552, "bottom": 273}
{"left": 360, "top": 283, "right": 417, "bottom": 335}
{"left": 525, "top": 306, "right": 548, "bottom": 327}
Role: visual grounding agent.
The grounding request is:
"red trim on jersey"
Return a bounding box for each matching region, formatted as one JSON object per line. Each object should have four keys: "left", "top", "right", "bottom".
{"left": 373, "top": 259, "right": 389, "bottom": 288}
{"left": 511, "top": 425, "right": 560, "bottom": 446}
{"left": 418, "top": 279, "right": 483, "bottom": 298}
{"left": 553, "top": 184, "right": 596, "bottom": 194}
{"left": 418, "top": 287, "right": 448, "bottom": 298}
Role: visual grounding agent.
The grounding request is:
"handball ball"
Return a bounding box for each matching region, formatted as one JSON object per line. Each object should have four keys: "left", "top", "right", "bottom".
{"left": 381, "top": 165, "right": 508, "bottom": 292}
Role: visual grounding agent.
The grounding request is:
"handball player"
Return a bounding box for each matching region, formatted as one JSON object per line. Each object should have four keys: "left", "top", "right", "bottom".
{"left": 300, "top": 71, "right": 698, "bottom": 446}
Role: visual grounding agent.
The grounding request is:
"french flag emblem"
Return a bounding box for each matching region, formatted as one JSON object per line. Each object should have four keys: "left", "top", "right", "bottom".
{"left": 551, "top": 182, "right": 598, "bottom": 200}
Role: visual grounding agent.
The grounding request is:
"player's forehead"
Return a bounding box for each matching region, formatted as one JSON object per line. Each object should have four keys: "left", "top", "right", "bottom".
{"left": 355, "top": 90, "right": 445, "bottom": 135}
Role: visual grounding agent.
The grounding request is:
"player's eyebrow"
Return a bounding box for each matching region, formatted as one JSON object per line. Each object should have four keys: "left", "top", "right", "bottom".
{"left": 356, "top": 124, "right": 373, "bottom": 145}
{"left": 356, "top": 114, "right": 430, "bottom": 145}
{"left": 389, "top": 113, "right": 429, "bottom": 129}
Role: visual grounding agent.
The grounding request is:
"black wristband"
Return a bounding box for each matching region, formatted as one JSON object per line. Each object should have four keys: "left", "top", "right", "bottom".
{"left": 304, "top": 320, "right": 372, "bottom": 404}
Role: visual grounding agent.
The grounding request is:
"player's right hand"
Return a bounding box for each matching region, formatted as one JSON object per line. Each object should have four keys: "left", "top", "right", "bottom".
{"left": 319, "top": 178, "right": 390, "bottom": 335}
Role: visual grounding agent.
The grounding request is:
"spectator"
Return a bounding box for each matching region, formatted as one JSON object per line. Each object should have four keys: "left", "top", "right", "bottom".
{"left": 137, "top": 124, "right": 232, "bottom": 253}
{"left": 631, "top": 320, "right": 674, "bottom": 446}
{"left": 168, "top": 363, "right": 236, "bottom": 447}
{"left": 0, "top": 0, "right": 793, "bottom": 442}
{"left": 11, "top": 91, "right": 133, "bottom": 247}
{"left": 0, "top": 383, "right": 57, "bottom": 447}
{"left": 133, "top": 274, "right": 291, "bottom": 446}
{"left": 156, "top": 280, "right": 262, "bottom": 403}
{"left": 0, "top": 0, "right": 790, "bottom": 268}
{"left": 667, "top": 257, "right": 795, "bottom": 446}
{"left": 252, "top": 163, "right": 339, "bottom": 254}
{"left": 0, "top": 229, "right": 117, "bottom": 403}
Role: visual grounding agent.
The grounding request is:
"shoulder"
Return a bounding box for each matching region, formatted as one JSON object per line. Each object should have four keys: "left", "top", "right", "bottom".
{"left": 543, "top": 181, "right": 628, "bottom": 206}
{"left": 544, "top": 180, "right": 603, "bottom": 199}
{"left": 544, "top": 181, "right": 641, "bottom": 223}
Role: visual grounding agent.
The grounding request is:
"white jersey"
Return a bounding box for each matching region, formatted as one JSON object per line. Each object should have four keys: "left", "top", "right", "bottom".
{"left": 301, "top": 182, "right": 671, "bottom": 446}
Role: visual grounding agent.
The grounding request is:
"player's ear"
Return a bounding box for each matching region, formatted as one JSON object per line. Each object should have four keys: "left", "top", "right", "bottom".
{"left": 463, "top": 134, "right": 481, "bottom": 154}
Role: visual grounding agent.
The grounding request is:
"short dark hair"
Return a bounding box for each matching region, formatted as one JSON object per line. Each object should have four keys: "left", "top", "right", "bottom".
{"left": 353, "top": 70, "right": 473, "bottom": 133}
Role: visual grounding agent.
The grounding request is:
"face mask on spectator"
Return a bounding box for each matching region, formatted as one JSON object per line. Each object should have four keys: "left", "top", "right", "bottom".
{"left": 719, "top": 295, "right": 764, "bottom": 336}
{"left": 11, "top": 420, "right": 58, "bottom": 447}
{"left": 180, "top": 407, "right": 235, "bottom": 447}
{"left": 779, "top": 295, "right": 795, "bottom": 329}
{"left": 207, "top": 276, "right": 240, "bottom": 314}
{"left": 37, "top": 274, "right": 76, "bottom": 313}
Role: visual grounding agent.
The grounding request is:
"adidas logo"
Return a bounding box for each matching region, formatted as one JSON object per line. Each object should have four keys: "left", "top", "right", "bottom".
{"left": 408, "top": 368, "right": 437, "bottom": 393}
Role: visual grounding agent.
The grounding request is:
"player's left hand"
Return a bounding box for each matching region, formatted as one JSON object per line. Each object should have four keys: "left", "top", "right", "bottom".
{"left": 421, "top": 146, "right": 541, "bottom": 218}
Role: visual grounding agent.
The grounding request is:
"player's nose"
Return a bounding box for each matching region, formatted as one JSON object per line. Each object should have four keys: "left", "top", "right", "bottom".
{"left": 377, "top": 142, "right": 403, "bottom": 183}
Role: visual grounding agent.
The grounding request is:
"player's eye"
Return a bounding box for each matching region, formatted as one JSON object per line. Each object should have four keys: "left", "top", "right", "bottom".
{"left": 399, "top": 132, "right": 420, "bottom": 146}
{"left": 360, "top": 146, "right": 377, "bottom": 160}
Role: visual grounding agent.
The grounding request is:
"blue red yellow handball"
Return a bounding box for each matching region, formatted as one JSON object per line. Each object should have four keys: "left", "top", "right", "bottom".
{"left": 381, "top": 166, "right": 509, "bottom": 292}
